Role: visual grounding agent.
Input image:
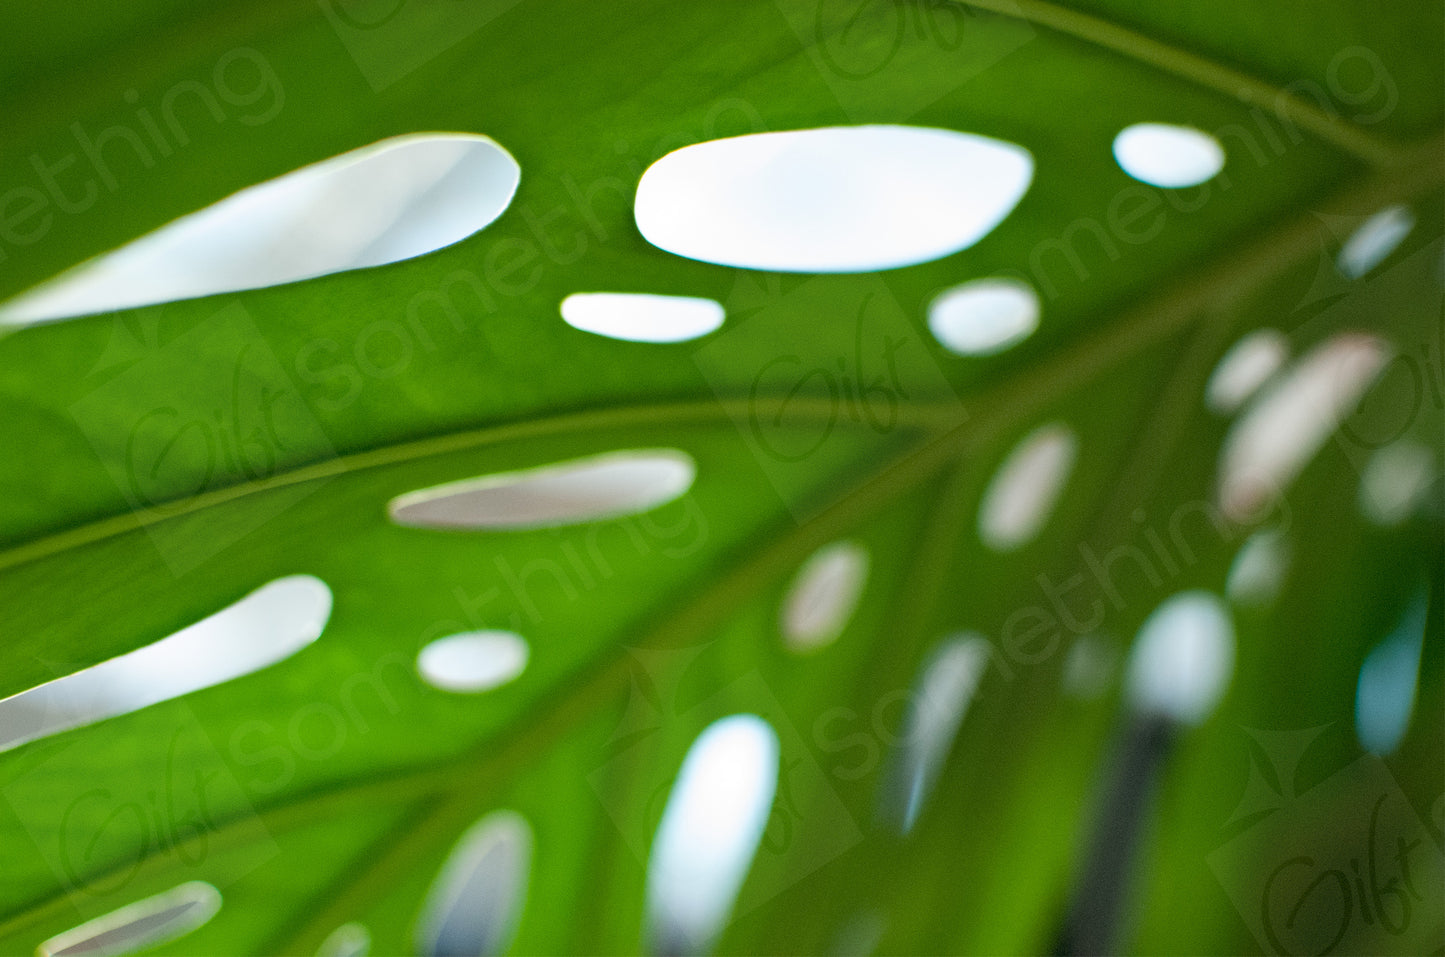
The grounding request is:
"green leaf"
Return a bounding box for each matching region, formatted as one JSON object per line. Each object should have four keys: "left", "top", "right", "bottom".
{"left": 1, "top": 1, "right": 1441, "bottom": 954}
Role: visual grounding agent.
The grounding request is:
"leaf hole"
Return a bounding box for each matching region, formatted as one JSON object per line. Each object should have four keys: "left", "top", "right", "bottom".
{"left": 927, "top": 278, "right": 1040, "bottom": 356}
{"left": 1125, "top": 591, "right": 1234, "bottom": 726}
{"left": 418, "top": 811, "right": 532, "bottom": 957}
{"left": 0, "top": 133, "right": 519, "bottom": 325}
{"left": 780, "top": 541, "right": 869, "bottom": 653}
{"left": 1217, "top": 333, "right": 1390, "bottom": 523}
{"left": 418, "top": 631, "right": 529, "bottom": 693}
{"left": 645, "top": 714, "right": 779, "bottom": 955}
{"left": 1112, "top": 123, "right": 1224, "bottom": 188}
{"left": 1205, "top": 328, "right": 1288, "bottom": 414}
{"left": 39, "top": 881, "right": 221, "bottom": 957}
{"left": 560, "top": 293, "right": 724, "bottom": 343}
{"left": 0, "top": 575, "right": 330, "bottom": 753}
{"left": 634, "top": 126, "right": 1033, "bottom": 272}
{"left": 977, "top": 422, "right": 1077, "bottom": 551}
{"left": 388, "top": 450, "right": 696, "bottom": 530}
{"left": 1338, "top": 204, "right": 1414, "bottom": 279}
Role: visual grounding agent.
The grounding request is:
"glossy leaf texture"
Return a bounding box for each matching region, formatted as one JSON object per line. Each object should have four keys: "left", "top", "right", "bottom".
{"left": 0, "top": 1, "right": 1441, "bottom": 955}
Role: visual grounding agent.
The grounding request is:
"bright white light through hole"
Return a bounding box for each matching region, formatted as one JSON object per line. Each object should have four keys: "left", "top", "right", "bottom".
{"left": 418, "top": 631, "right": 529, "bottom": 693}
{"left": 1112, "top": 123, "right": 1225, "bottom": 188}
{"left": 389, "top": 449, "right": 695, "bottom": 530}
{"left": 0, "top": 575, "right": 330, "bottom": 753}
{"left": 560, "top": 293, "right": 724, "bottom": 343}
{"left": 1356, "top": 594, "right": 1427, "bottom": 756}
{"left": 418, "top": 811, "right": 532, "bottom": 957}
{"left": 634, "top": 125, "right": 1033, "bottom": 272}
{"left": 892, "top": 636, "right": 990, "bottom": 833}
{"left": 1206, "top": 329, "right": 1288, "bottom": 414}
{"left": 1358, "top": 440, "right": 1436, "bottom": 526}
{"left": 1225, "top": 528, "right": 1289, "bottom": 607}
{"left": 780, "top": 541, "right": 870, "bottom": 653}
{"left": 928, "top": 278, "right": 1040, "bottom": 356}
{"left": 1126, "top": 591, "right": 1234, "bottom": 726}
{"left": 646, "top": 714, "right": 779, "bottom": 956}
{"left": 1338, "top": 205, "right": 1415, "bottom": 279}
{"left": 978, "top": 422, "right": 1078, "bottom": 551}
{"left": 0, "top": 133, "right": 520, "bottom": 325}
{"left": 39, "top": 881, "right": 221, "bottom": 957}
{"left": 1218, "top": 334, "right": 1390, "bottom": 523}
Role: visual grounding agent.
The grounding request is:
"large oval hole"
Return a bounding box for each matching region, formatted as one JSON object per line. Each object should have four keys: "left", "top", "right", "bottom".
{"left": 977, "top": 423, "right": 1078, "bottom": 551}
{"left": 634, "top": 126, "right": 1033, "bottom": 272}
{"left": 645, "top": 714, "right": 779, "bottom": 956}
{"left": 1126, "top": 591, "right": 1234, "bottom": 726}
{"left": 389, "top": 450, "right": 695, "bottom": 530}
{"left": 38, "top": 882, "right": 221, "bottom": 957}
{"left": 0, "top": 134, "right": 520, "bottom": 325}
{"left": 1218, "top": 334, "right": 1390, "bottom": 522}
{"left": 418, "top": 811, "right": 532, "bottom": 957}
{"left": 0, "top": 575, "right": 330, "bottom": 753}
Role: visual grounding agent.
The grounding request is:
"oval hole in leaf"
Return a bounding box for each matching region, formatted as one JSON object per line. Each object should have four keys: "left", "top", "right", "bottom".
{"left": 634, "top": 125, "right": 1033, "bottom": 272}
{"left": 316, "top": 923, "right": 370, "bottom": 957}
{"left": 884, "top": 635, "right": 991, "bottom": 834}
{"left": 1205, "top": 328, "right": 1288, "bottom": 414}
{"left": 560, "top": 292, "right": 724, "bottom": 343}
{"left": 1112, "top": 123, "right": 1224, "bottom": 188}
{"left": 1338, "top": 204, "right": 1415, "bottom": 279}
{"left": 0, "top": 575, "right": 330, "bottom": 753}
{"left": 1358, "top": 439, "right": 1436, "bottom": 526}
{"left": 418, "top": 811, "right": 532, "bottom": 957}
{"left": 388, "top": 450, "right": 695, "bottom": 530}
{"left": 0, "top": 133, "right": 520, "bottom": 325}
{"left": 780, "top": 541, "right": 869, "bottom": 653}
{"left": 927, "top": 278, "right": 1040, "bottom": 356}
{"left": 1126, "top": 591, "right": 1234, "bottom": 726}
{"left": 977, "top": 422, "right": 1078, "bottom": 551}
{"left": 38, "top": 881, "right": 220, "bottom": 957}
{"left": 645, "top": 714, "right": 779, "bottom": 956}
{"left": 1356, "top": 592, "right": 1427, "bottom": 755}
{"left": 1225, "top": 528, "right": 1289, "bottom": 607}
{"left": 1217, "top": 333, "right": 1390, "bottom": 523}
{"left": 418, "top": 631, "right": 529, "bottom": 693}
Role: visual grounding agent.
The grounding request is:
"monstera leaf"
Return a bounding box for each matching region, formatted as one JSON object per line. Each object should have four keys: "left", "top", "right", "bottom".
{"left": 1, "top": 2, "right": 1441, "bottom": 955}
